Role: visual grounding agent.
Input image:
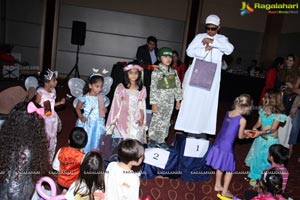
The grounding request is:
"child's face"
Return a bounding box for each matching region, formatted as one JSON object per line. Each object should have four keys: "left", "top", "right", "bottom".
{"left": 286, "top": 56, "right": 295, "bottom": 68}
{"left": 172, "top": 53, "right": 178, "bottom": 63}
{"left": 49, "top": 76, "right": 58, "bottom": 88}
{"left": 128, "top": 69, "right": 139, "bottom": 83}
{"left": 160, "top": 55, "right": 172, "bottom": 66}
{"left": 241, "top": 106, "right": 251, "bottom": 115}
{"left": 89, "top": 80, "right": 103, "bottom": 95}
{"left": 268, "top": 154, "right": 273, "bottom": 163}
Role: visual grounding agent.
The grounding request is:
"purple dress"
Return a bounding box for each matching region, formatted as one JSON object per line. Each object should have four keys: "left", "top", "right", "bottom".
{"left": 206, "top": 112, "right": 242, "bottom": 172}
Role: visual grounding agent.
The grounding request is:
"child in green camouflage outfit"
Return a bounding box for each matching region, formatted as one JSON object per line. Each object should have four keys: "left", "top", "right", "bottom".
{"left": 148, "top": 47, "right": 183, "bottom": 149}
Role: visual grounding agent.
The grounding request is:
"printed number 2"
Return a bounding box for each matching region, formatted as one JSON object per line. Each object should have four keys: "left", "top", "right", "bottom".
{"left": 153, "top": 153, "right": 159, "bottom": 160}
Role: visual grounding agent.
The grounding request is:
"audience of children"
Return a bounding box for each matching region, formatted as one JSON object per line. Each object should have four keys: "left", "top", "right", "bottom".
{"left": 52, "top": 127, "right": 88, "bottom": 193}
{"left": 268, "top": 144, "right": 289, "bottom": 193}
{"left": 1, "top": 56, "right": 297, "bottom": 199}
{"left": 206, "top": 94, "right": 253, "bottom": 199}
{"left": 65, "top": 151, "right": 105, "bottom": 200}
{"left": 148, "top": 47, "right": 183, "bottom": 149}
{"left": 106, "top": 64, "right": 147, "bottom": 143}
{"left": 36, "top": 69, "right": 66, "bottom": 162}
{"left": 249, "top": 168, "right": 285, "bottom": 200}
{"left": 244, "top": 144, "right": 289, "bottom": 199}
{"left": 105, "top": 139, "right": 145, "bottom": 200}
{"left": 0, "top": 102, "right": 50, "bottom": 199}
{"left": 75, "top": 71, "right": 107, "bottom": 153}
{"left": 245, "top": 90, "right": 287, "bottom": 186}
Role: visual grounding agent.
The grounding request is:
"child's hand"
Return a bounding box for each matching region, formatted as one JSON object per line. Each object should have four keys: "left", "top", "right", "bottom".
{"left": 112, "top": 118, "right": 118, "bottom": 125}
{"left": 137, "top": 116, "right": 144, "bottom": 126}
{"left": 175, "top": 101, "right": 181, "bottom": 110}
{"left": 205, "top": 46, "right": 213, "bottom": 51}
{"left": 152, "top": 104, "right": 158, "bottom": 113}
{"left": 152, "top": 65, "right": 159, "bottom": 70}
{"left": 286, "top": 82, "right": 293, "bottom": 89}
{"left": 60, "top": 98, "right": 66, "bottom": 105}
{"left": 246, "top": 130, "right": 257, "bottom": 138}
{"left": 80, "top": 116, "right": 87, "bottom": 122}
{"left": 202, "top": 38, "right": 213, "bottom": 45}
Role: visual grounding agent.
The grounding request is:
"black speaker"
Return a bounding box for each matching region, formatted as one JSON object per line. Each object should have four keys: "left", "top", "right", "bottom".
{"left": 71, "top": 21, "right": 86, "bottom": 45}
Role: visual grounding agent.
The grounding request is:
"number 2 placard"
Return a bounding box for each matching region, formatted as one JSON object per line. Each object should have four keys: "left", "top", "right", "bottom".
{"left": 183, "top": 138, "right": 209, "bottom": 158}
{"left": 144, "top": 148, "right": 170, "bottom": 169}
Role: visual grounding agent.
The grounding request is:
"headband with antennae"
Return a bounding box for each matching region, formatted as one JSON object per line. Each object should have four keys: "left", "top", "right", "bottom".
{"left": 89, "top": 67, "right": 109, "bottom": 78}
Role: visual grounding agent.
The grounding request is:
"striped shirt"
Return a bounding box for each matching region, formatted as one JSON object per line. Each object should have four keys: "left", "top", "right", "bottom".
{"left": 268, "top": 164, "right": 289, "bottom": 193}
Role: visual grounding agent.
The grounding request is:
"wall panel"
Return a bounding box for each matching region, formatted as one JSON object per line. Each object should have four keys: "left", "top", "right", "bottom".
{"left": 56, "top": 4, "right": 185, "bottom": 76}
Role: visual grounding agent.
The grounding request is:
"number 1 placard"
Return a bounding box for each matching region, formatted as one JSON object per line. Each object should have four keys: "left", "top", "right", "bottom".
{"left": 183, "top": 138, "right": 209, "bottom": 158}
{"left": 144, "top": 148, "right": 170, "bottom": 169}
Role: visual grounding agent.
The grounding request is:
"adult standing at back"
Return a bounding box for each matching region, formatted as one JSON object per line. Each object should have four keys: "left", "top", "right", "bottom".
{"left": 136, "top": 36, "right": 159, "bottom": 109}
{"left": 175, "top": 14, "right": 234, "bottom": 136}
{"left": 136, "top": 36, "right": 159, "bottom": 65}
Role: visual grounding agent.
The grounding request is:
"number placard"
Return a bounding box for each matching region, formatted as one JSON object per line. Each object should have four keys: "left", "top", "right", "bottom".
{"left": 183, "top": 138, "right": 209, "bottom": 158}
{"left": 144, "top": 148, "right": 170, "bottom": 169}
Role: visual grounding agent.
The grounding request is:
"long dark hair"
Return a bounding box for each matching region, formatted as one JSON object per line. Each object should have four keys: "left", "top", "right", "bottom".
{"left": 0, "top": 102, "right": 50, "bottom": 182}
{"left": 171, "top": 50, "right": 182, "bottom": 66}
{"left": 74, "top": 151, "right": 105, "bottom": 200}
{"left": 83, "top": 75, "right": 104, "bottom": 95}
{"left": 122, "top": 70, "right": 143, "bottom": 91}
{"left": 260, "top": 168, "right": 283, "bottom": 197}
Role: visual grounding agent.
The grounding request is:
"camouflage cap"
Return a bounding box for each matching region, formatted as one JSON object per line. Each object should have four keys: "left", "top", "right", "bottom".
{"left": 158, "top": 47, "right": 172, "bottom": 57}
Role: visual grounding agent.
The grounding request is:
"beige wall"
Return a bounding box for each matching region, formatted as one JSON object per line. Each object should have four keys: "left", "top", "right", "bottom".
{"left": 200, "top": 0, "right": 268, "bottom": 32}
{"left": 62, "top": 0, "right": 188, "bottom": 21}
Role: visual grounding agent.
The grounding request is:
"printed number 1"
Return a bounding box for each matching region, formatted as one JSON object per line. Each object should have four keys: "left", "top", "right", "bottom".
{"left": 196, "top": 145, "right": 199, "bottom": 151}
{"left": 153, "top": 153, "right": 159, "bottom": 160}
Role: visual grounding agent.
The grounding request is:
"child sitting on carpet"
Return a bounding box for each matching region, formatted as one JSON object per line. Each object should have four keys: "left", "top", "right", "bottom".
{"left": 105, "top": 139, "right": 145, "bottom": 200}
{"left": 250, "top": 168, "right": 285, "bottom": 200}
{"left": 65, "top": 151, "right": 105, "bottom": 200}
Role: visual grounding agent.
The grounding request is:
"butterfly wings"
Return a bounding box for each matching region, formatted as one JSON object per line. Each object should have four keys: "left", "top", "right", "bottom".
{"left": 68, "top": 77, "right": 113, "bottom": 108}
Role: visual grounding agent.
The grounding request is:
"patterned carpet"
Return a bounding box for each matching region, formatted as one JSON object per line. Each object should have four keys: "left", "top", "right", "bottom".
{"left": 139, "top": 141, "right": 300, "bottom": 200}
{"left": 1, "top": 79, "right": 300, "bottom": 199}
{"left": 137, "top": 101, "right": 300, "bottom": 200}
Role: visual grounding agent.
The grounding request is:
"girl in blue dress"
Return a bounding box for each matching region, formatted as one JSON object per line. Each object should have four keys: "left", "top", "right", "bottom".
{"left": 206, "top": 94, "right": 253, "bottom": 199}
{"left": 245, "top": 89, "right": 286, "bottom": 186}
{"left": 75, "top": 73, "right": 107, "bottom": 153}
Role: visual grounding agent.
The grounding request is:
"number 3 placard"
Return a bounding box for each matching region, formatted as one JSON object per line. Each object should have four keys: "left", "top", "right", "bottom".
{"left": 184, "top": 138, "right": 209, "bottom": 158}
{"left": 144, "top": 148, "right": 170, "bottom": 169}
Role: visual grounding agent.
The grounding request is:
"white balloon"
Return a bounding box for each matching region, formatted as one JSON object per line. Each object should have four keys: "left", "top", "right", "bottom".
{"left": 24, "top": 76, "right": 38, "bottom": 90}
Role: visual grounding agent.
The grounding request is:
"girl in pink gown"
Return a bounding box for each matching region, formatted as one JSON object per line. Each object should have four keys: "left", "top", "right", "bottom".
{"left": 36, "top": 69, "right": 65, "bottom": 162}
{"left": 106, "top": 64, "right": 147, "bottom": 143}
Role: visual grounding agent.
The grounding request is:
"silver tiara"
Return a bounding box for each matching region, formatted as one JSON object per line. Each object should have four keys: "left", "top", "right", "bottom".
{"left": 44, "top": 69, "right": 58, "bottom": 81}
